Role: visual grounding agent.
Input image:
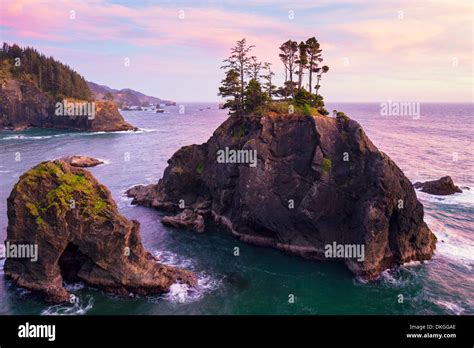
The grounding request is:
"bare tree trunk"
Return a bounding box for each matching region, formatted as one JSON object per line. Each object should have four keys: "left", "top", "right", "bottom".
{"left": 315, "top": 75, "right": 321, "bottom": 98}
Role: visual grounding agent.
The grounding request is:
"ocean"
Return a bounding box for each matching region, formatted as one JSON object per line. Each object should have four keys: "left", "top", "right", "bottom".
{"left": 0, "top": 102, "right": 472, "bottom": 315}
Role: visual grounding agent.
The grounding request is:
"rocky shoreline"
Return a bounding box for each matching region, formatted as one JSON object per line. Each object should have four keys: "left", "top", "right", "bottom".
{"left": 0, "top": 78, "right": 136, "bottom": 132}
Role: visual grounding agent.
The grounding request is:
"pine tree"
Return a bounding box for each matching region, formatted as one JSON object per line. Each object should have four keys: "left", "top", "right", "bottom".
{"left": 296, "top": 41, "right": 308, "bottom": 90}
{"left": 279, "top": 40, "right": 298, "bottom": 97}
{"left": 218, "top": 68, "right": 241, "bottom": 115}
{"left": 222, "top": 38, "right": 255, "bottom": 114}
{"left": 306, "top": 37, "right": 323, "bottom": 94}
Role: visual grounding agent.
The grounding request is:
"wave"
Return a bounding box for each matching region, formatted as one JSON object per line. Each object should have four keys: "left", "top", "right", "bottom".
{"left": 163, "top": 274, "right": 221, "bottom": 304}
{"left": 433, "top": 299, "right": 465, "bottom": 315}
{"left": 152, "top": 249, "right": 221, "bottom": 304}
{"left": 379, "top": 269, "right": 405, "bottom": 287}
{"left": 416, "top": 189, "right": 474, "bottom": 206}
{"left": 424, "top": 215, "right": 474, "bottom": 270}
{"left": 97, "top": 158, "right": 111, "bottom": 165}
{"left": 41, "top": 295, "right": 93, "bottom": 315}
{"left": 1, "top": 134, "right": 66, "bottom": 140}
{"left": 0, "top": 128, "right": 156, "bottom": 141}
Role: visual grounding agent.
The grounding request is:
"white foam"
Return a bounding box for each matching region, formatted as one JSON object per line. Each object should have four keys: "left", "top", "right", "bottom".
{"left": 423, "top": 215, "right": 474, "bottom": 270}
{"left": 151, "top": 249, "right": 221, "bottom": 304}
{"left": 152, "top": 250, "right": 193, "bottom": 269}
{"left": 380, "top": 269, "right": 402, "bottom": 286}
{"left": 41, "top": 296, "right": 93, "bottom": 315}
{"left": 416, "top": 189, "right": 474, "bottom": 206}
{"left": 402, "top": 260, "right": 422, "bottom": 267}
{"left": 163, "top": 274, "right": 221, "bottom": 304}
{"left": 1, "top": 134, "right": 65, "bottom": 140}
{"left": 64, "top": 282, "right": 86, "bottom": 292}
{"left": 97, "top": 158, "right": 111, "bottom": 165}
{"left": 434, "top": 300, "right": 465, "bottom": 315}
{"left": 165, "top": 283, "right": 189, "bottom": 303}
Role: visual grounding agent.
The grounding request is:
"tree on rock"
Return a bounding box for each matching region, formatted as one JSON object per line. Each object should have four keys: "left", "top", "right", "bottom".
{"left": 279, "top": 40, "right": 298, "bottom": 97}
{"left": 244, "top": 78, "right": 267, "bottom": 114}
{"left": 218, "top": 68, "right": 241, "bottom": 115}
{"left": 306, "top": 37, "right": 323, "bottom": 94}
{"left": 221, "top": 38, "right": 255, "bottom": 116}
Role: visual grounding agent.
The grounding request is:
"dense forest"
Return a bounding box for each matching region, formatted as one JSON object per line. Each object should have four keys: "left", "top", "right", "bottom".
{"left": 0, "top": 43, "right": 92, "bottom": 101}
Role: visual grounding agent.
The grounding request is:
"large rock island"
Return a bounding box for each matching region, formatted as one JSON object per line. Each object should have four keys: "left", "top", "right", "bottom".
{"left": 128, "top": 112, "right": 437, "bottom": 279}
{"left": 4, "top": 160, "right": 195, "bottom": 303}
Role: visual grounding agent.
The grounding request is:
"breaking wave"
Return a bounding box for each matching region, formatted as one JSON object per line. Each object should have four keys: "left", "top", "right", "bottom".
{"left": 152, "top": 250, "right": 221, "bottom": 304}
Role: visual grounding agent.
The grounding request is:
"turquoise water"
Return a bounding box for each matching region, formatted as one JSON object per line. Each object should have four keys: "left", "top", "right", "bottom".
{"left": 0, "top": 103, "right": 472, "bottom": 315}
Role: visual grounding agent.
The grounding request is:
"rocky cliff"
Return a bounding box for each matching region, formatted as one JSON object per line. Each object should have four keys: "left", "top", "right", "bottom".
{"left": 0, "top": 78, "right": 136, "bottom": 131}
{"left": 4, "top": 160, "right": 195, "bottom": 303}
{"left": 127, "top": 113, "right": 436, "bottom": 279}
{"left": 87, "top": 81, "right": 175, "bottom": 107}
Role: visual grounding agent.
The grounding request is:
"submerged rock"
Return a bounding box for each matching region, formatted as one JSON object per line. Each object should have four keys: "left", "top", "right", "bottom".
{"left": 60, "top": 155, "right": 104, "bottom": 168}
{"left": 4, "top": 160, "right": 195, "bottom": 303}
{"left": 128, "top": 113, "right": 436, "bottom": 279}
{"left": 414, "top": 176, "right": 462, "bottom": 195}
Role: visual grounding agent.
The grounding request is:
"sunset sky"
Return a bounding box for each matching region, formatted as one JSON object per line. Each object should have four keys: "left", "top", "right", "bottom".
{"left": 1, "top": 0, "right": 472, "bottom": 102}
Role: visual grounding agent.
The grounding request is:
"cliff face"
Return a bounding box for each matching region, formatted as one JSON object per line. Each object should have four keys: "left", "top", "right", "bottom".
{"left": 4, "top": 160, "right": 195, "bottom": 303}
{"left": 0, "top": 78, "right": 136, "bottom": 131}
{"left": 128, "top": 113, "right": 436, "bottom": 279}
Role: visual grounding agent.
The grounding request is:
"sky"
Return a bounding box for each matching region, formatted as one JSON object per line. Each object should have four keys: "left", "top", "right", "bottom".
{"left": 0, "top": 0, "right": 472, "bottom": 102}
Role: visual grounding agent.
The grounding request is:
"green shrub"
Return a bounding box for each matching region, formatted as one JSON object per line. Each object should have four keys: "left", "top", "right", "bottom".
{"left": 322, "top": 157, "right": 332, "bottom": 173}
{"left": 196, "top": 163, "right": 204, "bottom": 174}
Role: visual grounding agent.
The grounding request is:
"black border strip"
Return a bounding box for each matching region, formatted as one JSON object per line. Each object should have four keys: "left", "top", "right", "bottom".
{"left": 0, "top": 315, "right": 472, "bottom": 346}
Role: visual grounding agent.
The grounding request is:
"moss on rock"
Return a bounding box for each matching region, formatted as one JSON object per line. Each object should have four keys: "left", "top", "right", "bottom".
{"left": 18, "top": 160, "right": 109, "bottom": 223}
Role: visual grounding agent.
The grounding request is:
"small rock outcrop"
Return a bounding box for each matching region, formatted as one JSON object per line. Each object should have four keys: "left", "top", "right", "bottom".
{"left": 4, "top": 160, "right": 195, "bottom": 303}
{"left": 162, "top": 209, "right": 205, "bottom": 233}
{"left": 128, "top": 113, "right": 437, "bottom": 279}
{"left": 60, "top": 155, "right": 104, "bottom": 168}
{"left": 414, "top": 176, "right": 463, "bottom": 195}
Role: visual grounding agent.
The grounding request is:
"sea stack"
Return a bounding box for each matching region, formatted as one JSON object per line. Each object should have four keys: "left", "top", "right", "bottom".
{"left": 127, "top": 112, "right": 437, "bottom": 279}
{"left": 4, "top": 160, "right": 195, "bottom": 303}
{"left": 414, "top": 176, "right": 463, "bottom": 195}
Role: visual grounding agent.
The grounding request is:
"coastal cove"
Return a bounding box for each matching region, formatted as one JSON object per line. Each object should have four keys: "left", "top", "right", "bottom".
{"left": 0, "top": 102, "right": 473, "bottom": 315}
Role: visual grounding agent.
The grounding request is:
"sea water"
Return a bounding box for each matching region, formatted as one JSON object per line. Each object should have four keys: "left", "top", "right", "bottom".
{"left": 0, "top": 102, "right": 472, "bottom": 315}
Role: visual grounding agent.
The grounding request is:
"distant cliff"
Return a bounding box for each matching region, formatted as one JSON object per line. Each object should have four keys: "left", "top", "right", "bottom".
{"left": 87, "top": 81, "right": 175, "bottom": 107}
{"left": 0, "top": 43, "right": 135, "bottom": 131}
